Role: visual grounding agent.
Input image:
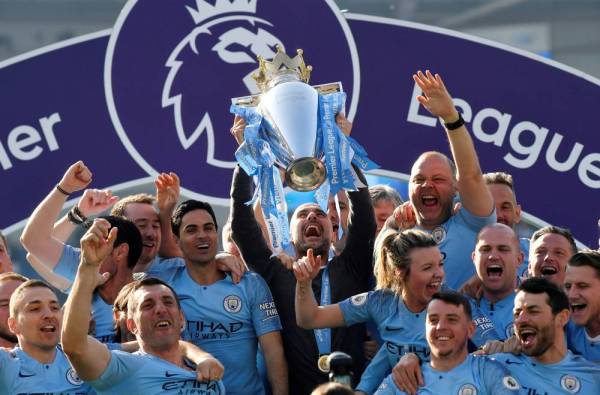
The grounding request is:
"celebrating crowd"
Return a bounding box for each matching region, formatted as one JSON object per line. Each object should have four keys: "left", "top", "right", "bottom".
{"left": 0, "top": 70, "right": 598, "bottom": 395}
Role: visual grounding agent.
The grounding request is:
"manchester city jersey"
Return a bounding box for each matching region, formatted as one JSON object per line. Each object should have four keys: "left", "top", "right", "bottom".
{"left": 516, "top": 238, "right": 530, "bottom": 279}
{"left": 566, "top": 321, "right": 600, "bottom": 363}
{"left": 0, "top": 346, "right": 94, "bottom": 395}
{"left": 374, "top": 354, "right": 521, "bottom": 395}
{"left": 468, "top": 292, "right": 515, "bottom": 348}
{"left": 340, "top": 289, "right": 429, "bottom": 394}
{"left": 89, "top": 350, "right": 225, "bottom": 395}
{"left": 493, "top": 351, "right": 600, "bottom": 394}
{"left": 156, "top": 266, "right": 281, "bottom": 395}
{"left": 415, "top": 207, "right": 496, "bottom": 290}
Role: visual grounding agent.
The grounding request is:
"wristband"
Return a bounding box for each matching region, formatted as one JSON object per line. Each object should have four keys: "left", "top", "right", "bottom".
{"left": 67, "top": 206, "right": 87, "bottom": 226}
{"left": 443, "top": 112, "right": 465, "bottom": 131}
{"left": 55, "top": 184, "right": 71, "bottom": 196}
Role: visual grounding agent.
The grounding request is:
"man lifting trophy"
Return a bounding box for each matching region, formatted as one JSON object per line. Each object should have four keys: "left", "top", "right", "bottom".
{"left": 231, "top": 45, "right": 377, "bottom": 253}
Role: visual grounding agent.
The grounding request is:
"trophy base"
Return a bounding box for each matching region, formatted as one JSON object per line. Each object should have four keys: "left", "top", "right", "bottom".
{"left": 285, "top": 157, "right": 327, "bottom": 192}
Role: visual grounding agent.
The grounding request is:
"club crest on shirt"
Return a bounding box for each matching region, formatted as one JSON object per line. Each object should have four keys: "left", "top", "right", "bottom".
{"left": 350, "top": 292, "right": 368, "bottom": 306}
{"left": 458, "top": 383, "right": 477, "bottom": 395}
{"left": 431, "top": 226, "right": 446, "bottom": 244}
{"left": 65, "top": 367, "right": 84, "bottom": 386}
{"left": 223, "top": 295, "right": 243, "bottom": 313}
{"left": 502, "top": 376, "right": 520, "bottom": 390}
{"left": 560, "top": 374, "right": 581, "bottom": 393}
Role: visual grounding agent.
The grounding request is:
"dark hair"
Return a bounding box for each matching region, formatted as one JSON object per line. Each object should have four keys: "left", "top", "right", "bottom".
{"left": 127, "top": 277, "right": 181, "bottom": 316}
{"left": 0, "top": 230, "right": 8, "bottom": 255}
{"left": 517, "top": 277, "right": 569, "bottom": 315}
{"left": 429, "top": 290, "right": 472, "bottom": 320}
{"left": 171, "top": 200, "right": 218, "bottom": 237}
{"left": 568, "top": 250, "right": 600, "bottom": 279}
{"left": 101, "top": 216, "right": 143, "bottom": 269}
{"left": 531, "top": 226, "right": 577, "bottom": 255}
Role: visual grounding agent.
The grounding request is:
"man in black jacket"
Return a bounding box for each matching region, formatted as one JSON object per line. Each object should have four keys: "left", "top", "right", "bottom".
{"left": 230, "top": 162, "right": 376, "bottom": 395}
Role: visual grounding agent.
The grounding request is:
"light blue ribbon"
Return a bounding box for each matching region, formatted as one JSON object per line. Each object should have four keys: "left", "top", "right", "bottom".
{"left": 314, "top": 266, "right": 331, "bottom": 356}
{"left": 231, "top": 104, "right": 291, "bottom": 253}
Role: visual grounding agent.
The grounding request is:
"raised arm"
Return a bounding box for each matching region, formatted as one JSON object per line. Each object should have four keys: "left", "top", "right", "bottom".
{"left": 20, "top": 161, "right": 92, "bottom": 268}
{"left": 61, "top": 218, "right": 114, "bottom": 381}
{"left": 293, "top": 249, "right": 344, "bottom": 329}
{"left": 414, "top": 70, "right": 493, "bottom": 217}
{"left": 51, "top": 189, "right": 118, "bottom": 243}
{"left": 230, "top": 165, "right": 279, "bottom": 275}
{"left": 338, "top": 166, "right": 377, "bottom": 278}
{"left": 155, "top": 172, "right": 183, "bottom": 258}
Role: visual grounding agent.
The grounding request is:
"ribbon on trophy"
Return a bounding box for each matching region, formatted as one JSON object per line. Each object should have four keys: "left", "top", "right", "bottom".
{"left": 230, "top": 46, "right": 378, "bottom": 255}
{"left": 231, "top": 104, "right": 292, "bottom": 254}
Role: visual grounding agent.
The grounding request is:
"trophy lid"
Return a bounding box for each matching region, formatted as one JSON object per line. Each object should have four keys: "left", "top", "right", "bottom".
{"left": 253, "top": 45, "right": 312, "bottom": 92}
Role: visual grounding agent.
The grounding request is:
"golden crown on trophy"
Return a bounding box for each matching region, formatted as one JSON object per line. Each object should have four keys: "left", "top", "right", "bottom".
{"left": 253, "top": 45, "right": 313, "bottom": 92}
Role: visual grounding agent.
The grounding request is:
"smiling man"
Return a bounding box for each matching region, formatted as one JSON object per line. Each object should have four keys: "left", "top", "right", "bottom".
{"left": 528, "top": 226, "right": 577, "bottom": 286}
{"left": 375, "top": 291, "right": 521, "bottom": 395}
{"left": 468, "top": 223, "right": 523, "bottom": 346}
{"left": 493, "top": 277, "right": 600, "bottom": 394}
{"left": 564, "top": 250, "right": 600, "bottom": 362}
{"left": 405, "top": 71, "right": 495, "bottom": 290}
{"left": 0, "top": 279, "right": 94, "bottom": 394}
{"left": 155, "top": 199, "right": 287, "bottom": 395}
{"left": 61, "top": 219, "right": 225, "bottom": 395}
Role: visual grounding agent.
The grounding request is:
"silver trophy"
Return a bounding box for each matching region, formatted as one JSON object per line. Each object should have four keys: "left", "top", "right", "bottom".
{"left": 232, "top": 46, "right": 342, "bottom": 191}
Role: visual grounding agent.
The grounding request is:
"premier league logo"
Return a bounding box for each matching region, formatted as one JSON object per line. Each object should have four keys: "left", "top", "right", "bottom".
{"left": 105, "top": 0, "right": 358, "bottom": 202}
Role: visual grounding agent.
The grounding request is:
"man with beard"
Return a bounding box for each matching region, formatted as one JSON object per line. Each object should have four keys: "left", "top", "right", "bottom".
{"left": 0, "top": 272, "right": 27, "bottom": 348}
{"left": 389, "top": 278, "right": 600, "bottom": 394}
{"left": 229, "top": 108, "right": 376, "bottom": 394}
{"left": 493, "top": 277, "right": 600, "bottom": 393}
{"left": 374, "top": 291, "right": 521, "bottom": 394}
{"left": 0, "top": 279, "right": 95, "bottom": 394}
{"left": 158, "top": 200, "right": 287, "bottom": 395}
{"left": 61, "top": 219, "right": 225, "bottom": 395}
{"left": 397, "top": 71, "right": 495, "bottom": 290}
{"left": 468, "top": 223, "right": 523, "bottom": 347}
{"left": 484, "top": 172, "right": 529, "bottom": 277}
{"left": 230, "top": 162, "right": 376, "bottom": 393}
{"left": 528, "top": 226, "right": 577, "bottom": 286}
{"left": 564, "top": 250, "right": 600, "bottom": 362}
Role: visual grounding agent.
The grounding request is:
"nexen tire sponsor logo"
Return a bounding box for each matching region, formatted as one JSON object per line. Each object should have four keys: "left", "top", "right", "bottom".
{"left": 407, "top": 82, "right": 600, "bottom": 189}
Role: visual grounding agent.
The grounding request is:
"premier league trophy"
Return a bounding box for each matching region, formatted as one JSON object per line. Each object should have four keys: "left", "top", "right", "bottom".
{"left": 231, "top": 45, "right": 377, "bottom": 253}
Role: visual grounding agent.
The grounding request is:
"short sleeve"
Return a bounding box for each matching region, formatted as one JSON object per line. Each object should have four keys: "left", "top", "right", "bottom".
{"left": 374, "top": 374, "right": 402, "bottom": 395}
{"left": 89, "top": 350, "right": 143, "bottom": 391}
{"left": 247, "top": 273, "right": 282, "bottom": 336}
{"left": 356, "top": 345, "right": 392, "bottom": 394}
{"left": 455, "top": 205, "right": 496, "bottom": 232}
{"left": 339, "top": 291, "right": 377, "bottom": 327}
{"left": 478, "top": 356, "right": 521, "bottom": 394}
{"left": 52, "top": 244, "right": 81, "bottom": 283}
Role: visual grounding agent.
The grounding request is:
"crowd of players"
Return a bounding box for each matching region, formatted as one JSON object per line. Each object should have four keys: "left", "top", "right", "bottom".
{"left": 0, "top": 70, "right": 599, "bottom": 395}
